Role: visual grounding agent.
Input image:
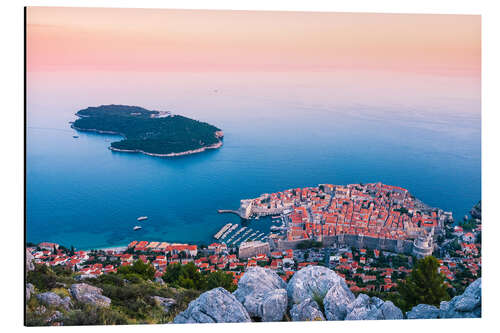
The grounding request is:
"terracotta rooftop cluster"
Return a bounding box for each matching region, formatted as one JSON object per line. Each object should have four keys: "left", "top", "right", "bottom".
{"left": 252, "top": 183, "right": 439, "bottom": 242}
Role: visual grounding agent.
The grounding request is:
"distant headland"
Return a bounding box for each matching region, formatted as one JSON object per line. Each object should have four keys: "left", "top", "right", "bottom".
{"left": 71, "top": 104, "right": 224, "bottom": 157}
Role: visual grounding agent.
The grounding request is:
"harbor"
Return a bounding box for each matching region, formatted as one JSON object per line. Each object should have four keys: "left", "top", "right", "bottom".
{"left": 211, "top": 213, "right": 288, "bottom": 248}
{"left": 213, "top": 223, "right": 232, "bottom": 239}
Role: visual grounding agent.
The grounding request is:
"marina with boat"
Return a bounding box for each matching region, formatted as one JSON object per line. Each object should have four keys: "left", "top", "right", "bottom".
{"left": 211, "top": 212, "right": 289, "bottom": 248}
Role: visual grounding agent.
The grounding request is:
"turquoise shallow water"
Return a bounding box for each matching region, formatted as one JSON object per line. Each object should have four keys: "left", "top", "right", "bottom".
{"left": 26, "top": 71, "right": 481, "bottom": 249}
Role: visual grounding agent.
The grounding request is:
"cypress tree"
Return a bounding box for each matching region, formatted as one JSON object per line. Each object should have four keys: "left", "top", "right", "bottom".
{"left": 397, "top": 256, "right": 450, "bottom": 311}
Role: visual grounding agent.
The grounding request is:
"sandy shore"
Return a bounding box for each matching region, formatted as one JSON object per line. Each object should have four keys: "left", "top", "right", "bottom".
{"left": 85, "top": 245, "right": 128, "bottom": 252}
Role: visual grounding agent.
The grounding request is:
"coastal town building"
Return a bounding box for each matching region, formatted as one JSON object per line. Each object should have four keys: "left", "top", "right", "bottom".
{"left": 37, "top": 242, "right": 60, "bottom": 251}
{"left": 240, "top": 199, "right": 254, "bottom": 219}
{"left": 238, "top": 241, "right": 270, "bottom": 260}
{"left": 225, "top": 182, "right": 452, "bottom": 256}
{"left": 27, "top": 187, "right": 479, "bottom": 298}
{"left": 29, "top": 212, "right": 481, "bottom": 294}
{"left": 412, "top": 229, "right": 435, "bottom": 258}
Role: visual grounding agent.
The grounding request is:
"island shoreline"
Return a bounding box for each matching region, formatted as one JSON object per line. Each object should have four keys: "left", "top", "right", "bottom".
{"left": 109, "top": 141, "right": 223, "bottom": 157}
{"left": 71, "top": 116, "right": 224, "bottom": 157}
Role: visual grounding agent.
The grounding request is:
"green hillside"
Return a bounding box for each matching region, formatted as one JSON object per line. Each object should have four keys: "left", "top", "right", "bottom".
{"left": 73, "top": 105, "right": 222, "bottom": 155}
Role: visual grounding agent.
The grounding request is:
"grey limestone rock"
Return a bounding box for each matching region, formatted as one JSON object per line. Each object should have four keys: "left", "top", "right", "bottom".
{"left": 345, "top": 294, "right": 372, "bottom": 320}
{"left": 35, "top": 292, "right": 71, "bottom": 310}
{"left": 233, "top": 266, "right": 287, "bottom": 321}
{"left": 345, "top": 294, "right": 403, "bottom": 320}
{"left": 290, "top": 298, "right": 325, "bottom": 321}
{"left": 406, "top": 304, "right": 440, "bottom": 319}
{"left": 26, "top": 249, "right": 35, "bottom": 272}
{"left": 440, "top": 278, "right": 481, "bottom": 318}
{"left": 379, "top": 300, "right": 404, "bottom": 320}
{"left": 323, "top": 278, "right": 355, "bottom": 320}
{"left": 26, "top": 283, "right": 35, "bottom": 302}
{"left": 260, "top": 289, "right": 288, "bottom": 322}
{"left": 69, "top": 283, "right": 111, "bottom": 308}
{"left": 170, "top": 266, "right": 480, "bottom": 323}
{"left": 153, "top": 296, "right": 177, "bottom": 313}
{"left": 46, "top": 310, "right": 63, "bottom": 323}
{"left": 287, "top": 266, "right": 347, "bottom": 305}
{"left": 174, "top": 287, "right": 251, "bottom": 324}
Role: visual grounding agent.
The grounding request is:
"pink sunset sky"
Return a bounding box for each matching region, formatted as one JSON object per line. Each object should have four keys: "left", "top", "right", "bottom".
{"left": 26, "top": 7, "right": 481, "bottom": 75}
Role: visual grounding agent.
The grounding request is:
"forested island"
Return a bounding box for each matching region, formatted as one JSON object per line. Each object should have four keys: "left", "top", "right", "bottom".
{"left": 72, "top": 105, "right": 224, "bottom": 156}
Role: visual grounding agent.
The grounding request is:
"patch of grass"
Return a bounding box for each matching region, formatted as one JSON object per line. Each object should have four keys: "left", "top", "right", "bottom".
{"left": 163, "top": 288, "right": 202, "bottom": 323}
{"left": 51, "top": 287, "right": 70, "bottom": 298}
{"left": 311, "top": 292, "right": 325, "bottom": 314}
{"left": 63, "top": 305, "right": 129, "bottom": 326}
{"left": 25, "top": 263, "right": 206, "bottom": 325}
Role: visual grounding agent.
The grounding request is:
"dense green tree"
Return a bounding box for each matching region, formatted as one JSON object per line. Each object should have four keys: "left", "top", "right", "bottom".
{"left": 459, "top": 219, "right": 477, "bottom": 231}
{"left": 162, "top": 262, "right": 183, "bottom": 284}
{"left": 161, "top": 262, "right": 238, "bottom": 292}
{"left": 450, "top": 239, "right": 461, "bottom": 252}
{"left": 162, "top": 263, "right": 207, "bottom": 290}
{"left": 391, "top": 254, "right": 409, "bottom": 268}
{"left": 206, "top": 270, "right": 236, "bottom": 292}
{"left": 397, "top": 256, "right": 450, "bottom": 312}
{"left": 117, "top": 259, "right": 155, "bottom": 281}
{"left": 27, "top": 264, "right": 58, "bottom": 291}
{"left": 53, "top": 265, "right": 73, "bottom": 277}
{"left": 96, "top": 272, "right": 125, "bottom": 287}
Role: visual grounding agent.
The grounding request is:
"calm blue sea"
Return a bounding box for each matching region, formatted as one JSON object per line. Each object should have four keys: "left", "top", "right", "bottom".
{"left": 26, "top": 71, "right": 481, "bottom": 249}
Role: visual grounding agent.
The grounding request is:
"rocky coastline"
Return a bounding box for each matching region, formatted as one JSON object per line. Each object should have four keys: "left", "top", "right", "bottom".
{"left": 109, "top": 140, "right": 223, "bottom": 157}
{"left": 72, "top": 124, "right": 224, "bottom": 157}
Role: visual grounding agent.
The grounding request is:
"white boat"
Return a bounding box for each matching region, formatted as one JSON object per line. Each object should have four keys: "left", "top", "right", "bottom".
{"left": 137, "top": 216, "right": 148, "bottom": 221}
{"left": 133, "top": 226, "right": 142, "bottom": 231}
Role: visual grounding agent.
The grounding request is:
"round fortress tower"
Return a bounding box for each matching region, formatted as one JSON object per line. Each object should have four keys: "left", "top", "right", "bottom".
{"left": 412, "top": 228, "right": 434, "bottom": 258}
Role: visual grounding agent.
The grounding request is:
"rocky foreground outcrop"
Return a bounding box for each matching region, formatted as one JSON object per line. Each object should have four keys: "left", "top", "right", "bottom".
{"left": 290, "top": 298, "right": 325, "bottom": 321}
{"left": 406, "top": 304, "right": 440, "bottom": 319}
{"left": 152, "top": 296, "right": 177, "bottom": 314}
{"left": 36, "top": 292, "right": 72, "bottom": 311}
{"left": 69, "top": 283, "right": 111, "bottom": 308}
{"left": 26, "top": 283, "right": 35, "bottom": 301}
{"left": 26, "top": 249, "right": 35, "bottom": 272}
{"left": 287, "top": 265, "right": 348, "bottom": 305}
{"left": 344, "top": 294, "right": 403, "bottom": 320}
{"left": 174, "top": 287, "right": 251, "bottom": 324}
{"left": 173, "top": 266, "right": 481, "bottom": 324}
{"left": 406, "top": 278, "right": 482, "bottom": 319}
{"left": 233, "top": 267, "right": 288, "bottom": 321}
{"left": 440, "top": 278, "right": 481, "bottom": 318}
